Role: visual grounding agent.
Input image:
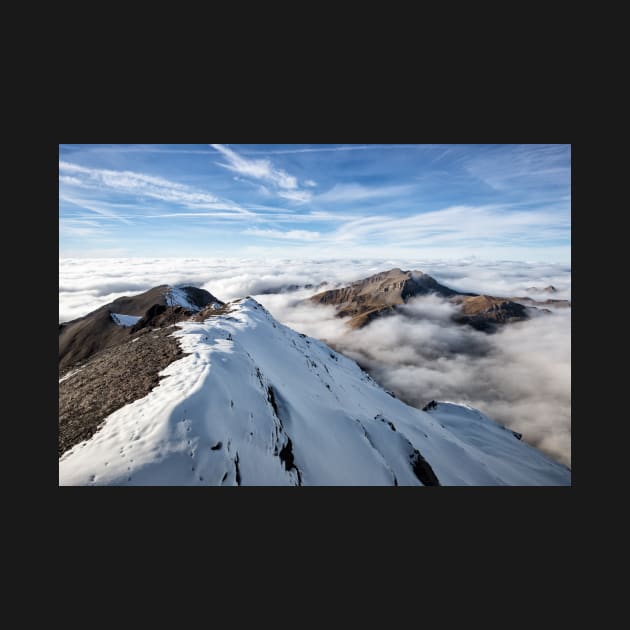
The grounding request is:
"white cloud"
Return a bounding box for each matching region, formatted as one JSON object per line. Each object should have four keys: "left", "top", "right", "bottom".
{"left": 304, "top": 179, "right": 317, "bottom": 187}
{"left": 240, "top": 145, "right": 440, "bottom": 155}
{"left": 244, "top": 228, "right": 320, "bottom": 241}
{"left": 210, "top": 144, "right": 298, "bottom": 189}
{"left": 59, "top": 161, "right": 249, "bottom": 214}
{"left": 255, "top": 286, "right": 571, "bottom": 466}
{"left": 59, "top": 257, "right": 570, "bottom": 467}
{"left": 59, "top": 219, "right": 108, "bottom": 238}
{"left": 210, "top": 144, "right": 312, "bottom": 203}
{"left": 277, "top": 190, "right": 313, "bottom": 203}
{"left": 464, "top": 144, "right": 570, "bottom": 192}
{"left": 317, "top": 183, "right": 413, "bottom": 203}
{"left": 329, "top": 205, "right": 570, "bottom": 247}
{"left": 146, "top": 212, "right": 259, "bottom": 220}
{"left": 60, "top": 196, "right": 134, "bottom": 225}
{"left": 59, "top": 175, "right": 83, "bottom": 186}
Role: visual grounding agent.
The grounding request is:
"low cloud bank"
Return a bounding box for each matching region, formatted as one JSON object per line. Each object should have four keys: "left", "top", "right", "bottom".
{"left": 256, "top": 292, "right": 571, "bottom": 466}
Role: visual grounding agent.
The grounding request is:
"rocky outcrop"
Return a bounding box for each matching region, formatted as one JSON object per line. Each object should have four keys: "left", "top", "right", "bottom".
{"left": 312, "top": 268, "right": 460, "bottom": 317}
{"left": 510, "top": 296, "right": 571, "bottom": 308}
{"left": 526, "top": 285, "right": 558, "bottom": 293}
{"left": 451, "top": 295, "right": 529, "bottom": 332}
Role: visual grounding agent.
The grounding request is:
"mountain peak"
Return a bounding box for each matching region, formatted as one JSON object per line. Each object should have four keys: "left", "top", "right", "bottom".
{"left": 164, "top": 285, "right": 220, "bottom": 311}
{"left": 59, "top": 284, "right": 224, "bottom": 371}
{"left": 308, "top": 268, "right": 539, "bottom": 332}
{"left": 309, "top": 268, "right": 458, "bottom": 328}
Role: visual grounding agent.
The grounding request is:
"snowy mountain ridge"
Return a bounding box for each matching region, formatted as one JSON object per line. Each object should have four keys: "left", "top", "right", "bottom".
{"left": 164, "top": 286, "right": 221, "bottom": 312}
{"left": 59, "top": 297, "right": 570, "bottom": 486}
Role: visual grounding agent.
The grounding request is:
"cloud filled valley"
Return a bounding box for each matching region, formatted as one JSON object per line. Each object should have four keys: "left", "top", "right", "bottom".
{"left": 60, "top": 257, "right": 571, "bottom": 466}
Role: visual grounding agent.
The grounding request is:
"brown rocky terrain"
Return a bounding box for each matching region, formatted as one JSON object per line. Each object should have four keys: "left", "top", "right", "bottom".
{"left": 308, "top": 268, "right": 565, "bottom": 331}
{"left": 59, "top": 287, "right": 234, "bottom": 456}
{"left": 58, "top": 326, "right": 185, "bottom": 456}
{"left": 310, "top": 269, "right": 464, "bottom": 329}
{"left": 450, "top": 295, "right": 528, "bottom": 332}
{"left": 59, "top": 285, "right": 222, "bottom": 371}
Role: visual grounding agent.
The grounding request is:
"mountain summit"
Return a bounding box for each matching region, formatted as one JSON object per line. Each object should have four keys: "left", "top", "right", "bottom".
{"left": 309, "top": 268, "right": 533, "bottom": 331}
{"left": 59, "top": 291, "right": 570, "bottom": 485}
{"left": 59, "top": 285, "right": 223, "bottom": 371}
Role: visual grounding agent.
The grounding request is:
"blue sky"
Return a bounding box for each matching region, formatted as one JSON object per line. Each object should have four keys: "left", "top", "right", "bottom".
{"left": 59, "top": 144, "right": 571, "bottom": 261}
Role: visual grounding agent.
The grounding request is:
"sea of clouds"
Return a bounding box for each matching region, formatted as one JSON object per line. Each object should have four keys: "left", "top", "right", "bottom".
{"left": 60, "top": 257, "right": 571, "bottom": 466}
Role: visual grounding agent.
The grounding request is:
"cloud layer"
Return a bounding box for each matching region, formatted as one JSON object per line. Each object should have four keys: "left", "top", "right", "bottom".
{"left": 262, "top": 293, "right": 571, "bottom": 466}
{"left": 59, "top": 257, "right": 571, "bottom": 466}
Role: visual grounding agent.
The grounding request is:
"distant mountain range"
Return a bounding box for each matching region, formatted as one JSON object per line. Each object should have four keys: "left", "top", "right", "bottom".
{"left": 59, "top": 281, "right": 570, "bottom": 485}
{"left": 309, "top": 268, "right": 570, "bottom": 331}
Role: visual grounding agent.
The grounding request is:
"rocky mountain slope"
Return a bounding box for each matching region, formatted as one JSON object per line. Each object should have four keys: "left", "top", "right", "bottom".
{"left": 309, "top": 268, "right": 568, "bottom": 331}
{"left": 59, "top": 292, "right": 570, "bottom": 486}
{"left": 59, "top": 285, "right": 223, "bottom": 371}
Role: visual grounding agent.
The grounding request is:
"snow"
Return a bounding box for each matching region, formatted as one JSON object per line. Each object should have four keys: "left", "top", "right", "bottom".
{"left": 59, "top": 368, "right": 82, "bottom": 383}
{"left": 165, "top": 287, "right": 202, "bottom": 312}
{"left": 60, "top": 298, "right": 571, "bottom": 486}
{"left": 110, "top": 313, "right": 141, "bottom": 327}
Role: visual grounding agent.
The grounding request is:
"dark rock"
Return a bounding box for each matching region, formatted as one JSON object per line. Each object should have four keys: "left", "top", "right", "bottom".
{"left": 410, "top": 448, "right": 440, "bottom": 486}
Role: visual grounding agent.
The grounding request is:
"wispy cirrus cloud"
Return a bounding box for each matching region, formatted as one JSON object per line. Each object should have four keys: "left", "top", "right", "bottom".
{"left": 463, "top": 144, "right": 571, "bottom": 192}
{"left": 210, "top": 144, "right": 313, "bottom": 203}
{"left": 59, "top": 161, "right": 249, "bottom": 214}
{"left": 60, "top": 195, "right": 134, "bottom": 225}
{"left": 59, "top": 218, "right": 109, "bottom": 237}
{"left": 61, "top": 144, "right": 440, "bottom": 156}
{"left": 240, "top": 144, "right": 440, "bottom": 155}
{"left": 59, "top": 175, "right": 83, "bottom": 186}
{"left": 317, "top": 183, "right": 414, "bottom": 203}
{"left": 277, "top": 189, "right": 313, "bottom": 203}
{"left": 244, "top": 228, "right": 320, "bottom": 241}
{"left": 147, "top": 212, "right": 258, "bottom": 220}
{"left": 329, "top": 204, "right": 569, "bottom": 247}
{"left": 59, "top": 144, "right": 571, "bottom": 262}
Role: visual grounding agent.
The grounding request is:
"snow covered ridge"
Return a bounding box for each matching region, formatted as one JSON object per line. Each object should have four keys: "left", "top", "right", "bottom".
{"left": 59, "top": 297, "right": 571, "bottom": 486}
{"left": 165, "top": 287, "right": 203, "bottom": 311}
{"left": 110, "top": 313, "right": 142, "bottom": 327}
{"left": 163, "top": 286, "right": 224, "bottom": 312}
